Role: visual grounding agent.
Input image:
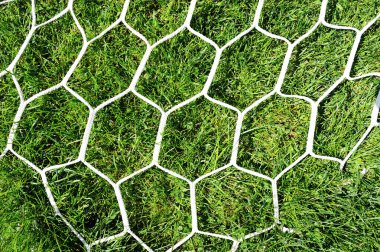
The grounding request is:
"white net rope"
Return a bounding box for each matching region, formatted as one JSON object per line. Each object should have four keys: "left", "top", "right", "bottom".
{"left": 0, "top": 0, "right": 379, "bottom": 251}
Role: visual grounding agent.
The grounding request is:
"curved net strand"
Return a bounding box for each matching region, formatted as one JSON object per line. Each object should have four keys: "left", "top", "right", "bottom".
{"left": 1, "top": 0, "right": 380, "bottom": 251}
{"left": 0, "top": 0, "right": 16, "bottom": 5}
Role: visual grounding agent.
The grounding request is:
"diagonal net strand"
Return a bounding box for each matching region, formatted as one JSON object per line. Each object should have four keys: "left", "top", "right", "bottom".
{"left": 1, "top": 0, "right": 380, "bottom": 251}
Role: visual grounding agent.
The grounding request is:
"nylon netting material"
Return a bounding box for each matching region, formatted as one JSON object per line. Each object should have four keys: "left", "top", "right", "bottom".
{"left": 1, "top": 0, "right": 380, "bottom": 251}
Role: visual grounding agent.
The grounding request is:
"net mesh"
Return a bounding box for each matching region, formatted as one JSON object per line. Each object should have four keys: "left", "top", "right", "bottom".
{"left": 1, "top": 0, "right": 380, "bottom": 251}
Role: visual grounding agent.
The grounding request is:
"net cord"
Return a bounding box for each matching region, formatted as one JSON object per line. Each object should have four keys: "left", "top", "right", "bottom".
{"left": 0, "top": 0, "right": 379, "bottom": 251}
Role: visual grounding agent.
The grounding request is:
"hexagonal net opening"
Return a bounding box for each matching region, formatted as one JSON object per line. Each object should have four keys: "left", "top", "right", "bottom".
{"left": 1, "top": 0, "right": 380, "bottom": 251}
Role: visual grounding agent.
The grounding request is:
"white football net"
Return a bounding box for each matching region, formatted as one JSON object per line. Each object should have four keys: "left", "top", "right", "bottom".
{"left": 1, "top": 0, "right": 380, "bottom": 251}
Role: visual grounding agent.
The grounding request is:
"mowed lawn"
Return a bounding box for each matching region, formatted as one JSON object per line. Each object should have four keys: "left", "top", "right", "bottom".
{"left": 1, "top": 0, "right": 380, "bottom": 251}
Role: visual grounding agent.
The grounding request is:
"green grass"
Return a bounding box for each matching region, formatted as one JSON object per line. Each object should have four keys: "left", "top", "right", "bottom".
{"left": 74, "top": 0, "right": 125, "bottom": 40}
{"left": 314, "top": 77, "right": 380, "bottom": 158}
{"left": 86, "top": 92, "right": 160, "bottom": 181}
{"left": 16, "top": 12, "right": 83, "bottom": 99}
{"left": 327, "top": 0, "right": 380, "bottom": 29}
{"left": 136, "top": 29, "right": 215, "bottom": 110}
{"left": 125, "top": 0, "right": 190, "bottom": 44}
{"left": 1, "top": 0, "right": 380, "bottom": 251}
{"left": 160, "top": 97, "right": 236, "bottom": 181}
{"left": 196, "top": 167, "right": 273, "bottom": 239}
{"left": 281, "top": 25, "right": 355, "bottom": 99}
{"left": 0, "top": 153, "right": 86, "bottom": 251}
{"left": 208, "top": 29, "right": 287, "bottom": 110}
{"left": 352, "top": 20, "right": 380, "bottom": 76}
{"left": 238, "top": 95, "right": 310, "bottom": 178}
{"left": 260, "top": 0, "right": 322, "bottom": 42}
{"left": 35, "top": 0, "right": 67, "bottom": 24}
{"left": 0, "top": 75, "right": 19, "bottom": 150}
{"left": 68, "top": 23, "right": 145, "bottom": 107}
{"left": 13, "top": 88, "right": 88, "bottom": 168}
{"left": 190, "top": 0, "right": 257, "bottom": 46}
{"left": 46, "top": 163, "right": 124, "bottom": 242}
{"left": 121, "top": 167, "right": 192, "bottom": 251}
{"left": 0, "top": 0, "right": 31, "bottom": 72}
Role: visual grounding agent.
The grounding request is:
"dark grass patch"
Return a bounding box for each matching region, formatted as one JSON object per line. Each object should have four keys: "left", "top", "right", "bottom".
{"left": 0, "top": 74, "right": 19, "bottom": 151}
{"left": 314, "top": 77, "right": 380, "bottom": 159}
{"left": 260, "top": 0, "right": 322, "bottom": 42}
{"left": 0, "top": 152, "right": 86, "bottom": 252}
{"left": 15, "top": 13, "right": 83, "bottom": 99}
{"left": 46, "top": 162, "right": 124, "bottom": 243}
{"left": 86, "top": 92, "right": 160, "bottom": 182}
{"left": 125, "top": 0, "right": 191, "bottom": 44}
{"left": 68, "top": 24, "right": 145, "bottom": 107}
{"left": 327, "top": 0, "right": 380, "bottom": 29}
{"left": 178, "top": 233, "right": 233, "bottom": 251}
{"left": 208, "top": 29, "right": 287, "bottom": 110}
{"left": 13, "top": 88, "right": 88, "bottom": 168}
{"left": 0, "top": 0, "right": 32, "bottom": 72}
{"left": 35, "top": 0, "right": 67, "bottom": 24}
{"left": 159, "top": 97, "right": 237, "bottom": 181}
{"left": 73, "top": 0, "right": 124, "bottom": 40}
{"left": 277, "top": 156, "right": 380, "bottom": 251}
{"left": 346, "top": 126, "right": 380, "bottom": 175}
{"left": 120, "top": 167, "right": 192, "bottom": 251}
{"left": 136, "top": 29, "right": 215, "bottom": 111}
{"left": 352, "top": 19, "right": 380, "bottom": 76}
{"left": 196, "top": 167, "right": 273, "bottom": 239}
{"left": 238, "top": 95, "right": 310, "bottom": 177}
{"left": 281, "top": 25, "right": 355, "bottom": 100}
{"left": 91, "top": 234, "right": 145, "bottom": 252}
{"left": 191, "top": 0, "right": 258, "bottom": 46}
{"left": 238, "top": 226, "right": 307, "bottom": 251}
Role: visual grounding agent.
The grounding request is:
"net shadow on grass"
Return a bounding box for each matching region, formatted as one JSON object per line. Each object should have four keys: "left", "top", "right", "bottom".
{"left": 13, "top": 88, "right": 88, "bottom": 168}
{"left": 238, "top": 95, "right": 310, "bottom": 178}
{"left": 15, "top": 13, "right": 83, "bottom": 99}
{"left": 281, "top": 25, "right": 355, "bottom": 100}
{"left": 190, "top": 0, "right": 258, "bottom": 47}
{"left": 196, "top": 167, "right": 274, "bottom": 240}
{"left": 159, "top": 97, "right": 237, "bottom": 181}
{"left": 275, "top": 154, "right": 380, "bottom": 251}
{"left": 0, "top": 74, "right": 19, "bottom": 152}
{"left": 327, "top": 0, "right": 380, "bottom": 30}
{"left": 68, "top": 23, "right": 146, "bottom": 107}
{"left": 136, "top": 29, "right": 215, "bottom": 111}
{"left": 0, "top": 0, "right": 32, "bottom": 72}
{"left": 351, "top": 19, "right": 380, "bottom": 77}
{"left": 86, "top": 92, "right": 160, "bottom": 182}
{"left": 0, "top": 153, "right": 86, "bottom": 252}
{"left": 125, "top": 0, "right": 191, "bottom": 45}
{"left": 120, "top": 167, "right": 192, "bottom": 251}
{"left": 208, "top": 29, "right": 288, "bottom": 111}
{"left": 46, "top": 162, "right": 124, "bottom": 243}
{"left": 34, "top": 0, "right": 67, "bottom": 24}
{"left": 314, "top": 77, "right": 380, "bottom": 159}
